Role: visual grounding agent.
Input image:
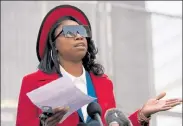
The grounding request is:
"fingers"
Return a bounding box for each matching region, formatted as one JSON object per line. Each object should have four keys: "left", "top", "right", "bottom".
{"left": 160, "top": 100, "right": 182, "bottom": 111}
{"left": 46, "top": 106, "right": 69, "bottom": 125}
{"left": 46, "top": 111, "right": 68, "bottom": 126}
{"left": 177, "top": 98, "right": 182, "bottom": 102}
{"left": 46, "top": 110, "right": 65, "bottom": 122}
{"left": 155, "top": 92, "right": 166, "bottom": 100}
{"left": 166, "top": 98, "right": 182, "bottom": 106}
{"left": 48, "top": 112, "right": 66, "bottom": 126}
{"left": 56, "top": 113, "right": 66, "bottom": 123}
{"left": 166, "top": 98, "right": 179, "bottom": 103}
{"left": 160, "top": 106, "right": 172, "bottom": 111}
{"left": 45, "top": 112, "right": 60, "bottom": 125}
{"left": 52, "top": 106, "right": 69, "bottom": 114}
{"left": 166, "top": 98, "right": 182, "bottom": 103}
{"left": 166, "top": 101, "right": 181, "bottom": 108}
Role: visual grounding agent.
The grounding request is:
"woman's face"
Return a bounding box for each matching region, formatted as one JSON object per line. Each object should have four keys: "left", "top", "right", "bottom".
{"left": 54, "top": 20, "right": 88, "bottom": 62}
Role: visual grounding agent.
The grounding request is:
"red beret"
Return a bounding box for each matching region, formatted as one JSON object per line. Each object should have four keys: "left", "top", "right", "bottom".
{"left": 36, "top": 5, "right": 91, "bottom": 61}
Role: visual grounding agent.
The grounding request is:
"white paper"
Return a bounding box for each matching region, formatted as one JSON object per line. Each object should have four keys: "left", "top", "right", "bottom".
{"left": 26, "top": 75, "right": 96, "bottom": 123}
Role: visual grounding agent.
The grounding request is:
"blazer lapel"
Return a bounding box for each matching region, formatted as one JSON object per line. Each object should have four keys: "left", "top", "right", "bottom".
{"left": 35, "top": 70, "right": 106, "bottom": 124}
{"left": 85, "top": 72, "right": 106, "bottom": 123}
{"left": 77, "top": 72, "right": 99, "bottom": 123}
{"left": 89, "top": 73, "right": 102, "bottom": 103}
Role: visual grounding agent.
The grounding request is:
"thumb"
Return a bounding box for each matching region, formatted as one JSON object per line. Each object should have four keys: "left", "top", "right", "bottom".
{"left": 155, "top": 92, "right": 166, "bottom": 100}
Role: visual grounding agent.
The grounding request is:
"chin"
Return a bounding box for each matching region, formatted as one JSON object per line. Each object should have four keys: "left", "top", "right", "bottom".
{"left": 69, "top": 52, "right": 85, "bottom": 61}
{"left": 78, "top": 53, "right": 86, "bottom": 59}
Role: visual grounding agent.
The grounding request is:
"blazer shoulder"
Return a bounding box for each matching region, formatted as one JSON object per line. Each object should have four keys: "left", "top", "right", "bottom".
{"left": 98, "top": 73, "right": 112, "bottom": 82}
{"left": 91, "top": 73, "right": 114, "bottom": 88}
{"left": 19, "top": 70, "right": 41, "bottom": 93}
{"left": 23, "top": 69, "right": 43, "bottom": 81}
{"left": 23, "top": 69, "right": 58, "bottom": 81}
{"left": 102, "top": 74, "right": 113, "bottom": 87}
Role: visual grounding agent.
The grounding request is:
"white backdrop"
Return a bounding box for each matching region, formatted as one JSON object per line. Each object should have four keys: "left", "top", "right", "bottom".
{"left": 1, "top": 1, "right": 182, "bottom": 126}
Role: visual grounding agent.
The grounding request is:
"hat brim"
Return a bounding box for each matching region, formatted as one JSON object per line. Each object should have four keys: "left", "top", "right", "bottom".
{"left": 36, "top": 5, "right": 91, "bottom": 62}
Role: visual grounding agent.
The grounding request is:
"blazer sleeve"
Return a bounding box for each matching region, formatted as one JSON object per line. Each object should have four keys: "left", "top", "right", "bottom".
{"left": 16, "top": 75, "right": 40, "bottom": 126}
{"left": 128, "top": 110, "right": 141, "bottom": 126}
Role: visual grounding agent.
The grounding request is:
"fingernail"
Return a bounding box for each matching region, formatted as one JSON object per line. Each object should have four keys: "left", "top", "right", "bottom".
{"left": 65, "top": 106, "right": 70, "bottom": 110}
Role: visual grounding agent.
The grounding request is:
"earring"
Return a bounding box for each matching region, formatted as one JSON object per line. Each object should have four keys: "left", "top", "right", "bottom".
{"left": 52, "top": 49, "right": 61, "bottom": 64}
{"left": 87, "top": 51, "right": 91, "bottom": 61}
{"left": 50, "top": 50, "right": 54, "bottom": 61}
{"left": 57, "top": 54, "right": 60, "bottom": 64}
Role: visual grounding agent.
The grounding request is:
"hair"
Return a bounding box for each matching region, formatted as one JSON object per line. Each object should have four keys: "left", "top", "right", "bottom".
{"left": 38, "top": 16, "right": 104, "bottom": 76}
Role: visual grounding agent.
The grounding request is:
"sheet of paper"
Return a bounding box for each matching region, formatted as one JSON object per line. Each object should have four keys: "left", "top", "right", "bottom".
{"left": 26, "top": 75, "right": 96, "bottom": 123}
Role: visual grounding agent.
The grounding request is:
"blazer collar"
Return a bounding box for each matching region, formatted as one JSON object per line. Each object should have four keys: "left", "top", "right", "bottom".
{"left": 37, "top": 70, "right": 104, "bottom": 81}
{"left": 36, "top": 70, "right": 106, "bottom": 86}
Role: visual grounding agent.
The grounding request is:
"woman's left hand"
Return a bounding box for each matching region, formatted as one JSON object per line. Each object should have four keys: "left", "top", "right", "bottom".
{"left": 140, "top": 92, "right": 182, "bottom": 117}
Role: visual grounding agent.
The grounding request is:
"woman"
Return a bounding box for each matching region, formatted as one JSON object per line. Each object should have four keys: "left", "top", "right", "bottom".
{"left": 16, "top": 5, "right": 182, "bottom": 126}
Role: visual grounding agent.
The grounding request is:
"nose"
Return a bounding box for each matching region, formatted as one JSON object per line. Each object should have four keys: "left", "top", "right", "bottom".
{"left": 75, "top": 33, "right": 84, "bottom": 40}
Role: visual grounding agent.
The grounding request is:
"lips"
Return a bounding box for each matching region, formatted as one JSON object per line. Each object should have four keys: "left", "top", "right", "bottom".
{"left": 74, "top": 42, "right": 85, "bottom": 47}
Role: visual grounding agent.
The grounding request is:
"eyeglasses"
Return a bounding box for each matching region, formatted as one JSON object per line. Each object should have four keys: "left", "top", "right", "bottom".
{"left": 53, "top": 25, "right": 91, "bottom": 41}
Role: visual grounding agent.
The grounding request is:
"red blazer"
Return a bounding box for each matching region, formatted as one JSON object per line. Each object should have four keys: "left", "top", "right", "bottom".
{"left": 16, "top": 70, "right": 141, "bottom": 126}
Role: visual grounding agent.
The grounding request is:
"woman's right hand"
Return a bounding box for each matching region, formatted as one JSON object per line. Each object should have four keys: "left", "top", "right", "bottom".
{"left": 45, "top": 106, "right": 69, "bottom": 126}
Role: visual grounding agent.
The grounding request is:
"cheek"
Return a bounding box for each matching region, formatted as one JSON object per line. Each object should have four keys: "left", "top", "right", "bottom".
{"left": 56, "top": 39, "right": 66, "bottom": 52}
{"left": 55, "top": 38, "right": 72, "bottom": 54}
{"left": 84, "top": 39, "right": 88, "bottom": 48}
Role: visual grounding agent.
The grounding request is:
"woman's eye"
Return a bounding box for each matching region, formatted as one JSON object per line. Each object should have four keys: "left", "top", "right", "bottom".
{"left": 65, "top": 31, "right": 75, "bottom": 37}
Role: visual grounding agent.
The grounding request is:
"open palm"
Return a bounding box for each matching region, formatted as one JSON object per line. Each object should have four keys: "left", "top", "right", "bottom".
{"left": 141, "top": 92, "right": 182, "bottom": 117}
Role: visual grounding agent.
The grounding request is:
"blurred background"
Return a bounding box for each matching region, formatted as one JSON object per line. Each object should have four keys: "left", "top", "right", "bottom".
{"left": 1, "top": 1, "right": 182, "bottom": 126}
